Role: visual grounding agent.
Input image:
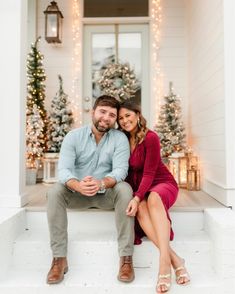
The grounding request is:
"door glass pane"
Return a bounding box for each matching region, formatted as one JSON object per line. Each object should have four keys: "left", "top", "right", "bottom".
{"left": 91, "top": 32, "right": 142, "bottom": 105}
{"left": 92, "top": 33, "right": 115, "bottom": 102}
{"left": 118, "top": 33, "right": 141, "bottom": 105}
{"left": 84, "top": 0, "right": 149, "bottom": 17}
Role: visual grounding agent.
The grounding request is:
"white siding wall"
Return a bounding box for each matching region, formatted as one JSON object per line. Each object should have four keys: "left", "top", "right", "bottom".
{"left": 186, "top": 0, "right": 228, "bottom": 204}
{"left": 160, "top": 0, "right": 187, "bottom": 119}
{"left": 37, "top": 0, "right": 74, "bottom": 110}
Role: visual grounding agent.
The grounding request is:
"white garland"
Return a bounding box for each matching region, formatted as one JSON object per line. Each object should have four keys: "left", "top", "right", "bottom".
{"left": 98, "top": 63, "right": 139, "bottom": 101}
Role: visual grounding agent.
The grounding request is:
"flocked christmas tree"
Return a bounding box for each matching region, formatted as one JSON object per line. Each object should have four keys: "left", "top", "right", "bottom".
{"left": 47, "top": 75, "right": 73, "bottom": 153}
{"left": 26, "top": 105, "right": 45, "bottom": 168}
{"left": 155, "top": 82, "right": 186, "bottom": 158}
{"left": 26, "top": 37, "right": 47, "bottom": 168}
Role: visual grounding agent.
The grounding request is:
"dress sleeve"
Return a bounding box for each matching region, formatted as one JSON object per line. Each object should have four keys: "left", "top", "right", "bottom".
{"left": 134, "top": 132, "right": 161, "bottom": 200}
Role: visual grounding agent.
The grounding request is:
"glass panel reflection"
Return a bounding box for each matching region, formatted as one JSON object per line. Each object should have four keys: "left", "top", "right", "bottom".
{"left": 91, "top": 31, "right": 142, "bottom": 106}
{"left": 118, "top": 33, "right": 141, "bottom": 105}
{"left": 47, "top": 14, "right": 57, "bottom": 37}
{"left": 92, "top": 33, "right": 115, "bottom": 102}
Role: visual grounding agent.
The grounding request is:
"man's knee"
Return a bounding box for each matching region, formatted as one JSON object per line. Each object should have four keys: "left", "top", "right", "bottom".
{"left": 113, "top": 181, "right": 133, "bottom": 202}
{"left": 47, "top": 182, "right": 68, "bottom": 204}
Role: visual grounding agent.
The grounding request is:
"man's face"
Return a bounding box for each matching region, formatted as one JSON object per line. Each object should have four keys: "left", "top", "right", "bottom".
{"left": 92, "top": 105, "right": 117, "bottom": 133}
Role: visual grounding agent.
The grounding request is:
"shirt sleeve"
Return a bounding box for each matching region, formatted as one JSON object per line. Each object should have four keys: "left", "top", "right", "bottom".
{"left": 58, "top": 131, "right": 79, "bottom": 185}
{"left": 134, "top": 132, "right": 161, "bottom": 200}
{"left": 105, "top": 132, "right": 130, "bottom": 182}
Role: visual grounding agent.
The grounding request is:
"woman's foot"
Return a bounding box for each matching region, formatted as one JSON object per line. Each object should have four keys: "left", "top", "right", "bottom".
{"left": 172, "top": 258, "right": 190, "bottom": 285}
{"left": 156, "top": 259, "right": 171, "bottom": 293}
{"left": 156, "top": 273, "right": 171, "bottom": 293}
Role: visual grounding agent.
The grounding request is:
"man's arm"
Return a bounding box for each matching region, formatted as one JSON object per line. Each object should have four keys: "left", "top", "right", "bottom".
{"left": 58, "top": 131, "right": 79, "bottom": 185}
{"left": 105, "top": 132, "right": 130, "bottom": 182}
{"left": 101, "top": 176, "right": 116, "bottom": 189}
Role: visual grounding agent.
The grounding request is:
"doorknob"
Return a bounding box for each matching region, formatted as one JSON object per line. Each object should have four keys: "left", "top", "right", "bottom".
{"left": 84, "top": 96, "right": 90, "bottom": 102}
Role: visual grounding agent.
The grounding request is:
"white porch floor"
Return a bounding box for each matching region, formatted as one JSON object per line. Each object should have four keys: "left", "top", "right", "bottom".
{"left": 25, "top": 183, "right": 225, "bottom": 211}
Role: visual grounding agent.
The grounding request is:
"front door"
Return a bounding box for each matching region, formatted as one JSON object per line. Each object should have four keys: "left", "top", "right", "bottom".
{"left": 83, "top": 24, "right": 149, "bottom": 124}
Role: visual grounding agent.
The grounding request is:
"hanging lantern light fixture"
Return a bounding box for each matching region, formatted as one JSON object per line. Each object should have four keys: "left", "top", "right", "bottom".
{"left": 44, "top": 1, "right": 63, "bottom": 43}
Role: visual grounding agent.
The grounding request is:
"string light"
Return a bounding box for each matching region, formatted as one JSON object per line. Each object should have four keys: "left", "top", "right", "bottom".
{"left": 26, "top": 38, "right": 47, "bottom": 168}
{"left": 71, "top": 0, "right": 82, "bottom": 127}
{"left": 150, "top": 0, "right": 163, "bottom": 122}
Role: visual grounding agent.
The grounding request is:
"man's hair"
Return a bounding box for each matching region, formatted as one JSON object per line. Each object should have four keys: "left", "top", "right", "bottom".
{"left": 93, "top": 95, "right": 120, "bottom": 111}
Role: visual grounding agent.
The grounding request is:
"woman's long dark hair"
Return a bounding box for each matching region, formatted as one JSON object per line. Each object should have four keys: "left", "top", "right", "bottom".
{"left": 118, "top": 101, "right": 148, "bottom": 144}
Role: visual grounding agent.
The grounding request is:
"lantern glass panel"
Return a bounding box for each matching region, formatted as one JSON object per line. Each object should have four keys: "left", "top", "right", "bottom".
{"left": 169, "top": 158, "right": 180, "bottom": 184}
{"left": 187, "top": 167, "right": 200, "bottom": 190}
{"left": 179, "top": 157, "right": 187, "bottom": 187}
{"left": 188, "top": 155, "right": 198, "bottom": 169}
{"left": 187, "top": 169, "right": 196, "bottom": 190}
{"left": 47, "top": 14, "right": 57, "bottom": 37}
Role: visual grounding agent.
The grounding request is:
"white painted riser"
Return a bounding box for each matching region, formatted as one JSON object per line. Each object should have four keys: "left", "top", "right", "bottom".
{"left": 25, "top": 210, "right": 205, "bottom": 236}
{"left": 12, "top": 231, "right": 211, "bottom": 268}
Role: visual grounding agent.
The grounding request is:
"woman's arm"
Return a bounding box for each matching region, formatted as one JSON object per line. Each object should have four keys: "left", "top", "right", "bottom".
{"left": 134, "top": 132, "right": 161, "bottom": 201}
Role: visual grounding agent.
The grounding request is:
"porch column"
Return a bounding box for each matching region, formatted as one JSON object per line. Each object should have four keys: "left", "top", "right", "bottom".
{"left": 223, "top": 0, "right": 235, "bottom": 209}
{"left": 0, "top": 0, "right": 28, "bottom": 207}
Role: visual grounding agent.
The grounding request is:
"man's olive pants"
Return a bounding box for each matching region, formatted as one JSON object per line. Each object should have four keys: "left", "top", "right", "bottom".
{"left": 47, "top": 182, "right": 134, "bottom": 257}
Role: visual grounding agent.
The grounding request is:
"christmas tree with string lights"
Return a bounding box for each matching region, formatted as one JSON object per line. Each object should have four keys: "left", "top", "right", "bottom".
{"left": 47, "top": 75, "right": 73, "bottom": 153}
{"left": 26, "top": 105, "right": 45, "bottom": 168}
{"left": 155, "top": 82, "right": 186, "bottom": 158}
{"left": 26, "top": 37, "right": 47, "bottom": 168}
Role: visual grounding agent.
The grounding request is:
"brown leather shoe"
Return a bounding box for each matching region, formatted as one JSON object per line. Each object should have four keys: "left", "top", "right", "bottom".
{"left": 46, "top": 257, "right": 68, "bottom": 284}
{"left": 117, "top": 256, "right": 135, "bottom": 283}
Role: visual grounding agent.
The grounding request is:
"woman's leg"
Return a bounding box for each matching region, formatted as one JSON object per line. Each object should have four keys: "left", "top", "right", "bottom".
{"left": 137, "top": 193, "right": 189, "bottom": 290}
{"left": 137, "top": 199, "right": 180, "bottom": 262}
{"left": 147, "top": 192, "right": 171, "bottom": 292}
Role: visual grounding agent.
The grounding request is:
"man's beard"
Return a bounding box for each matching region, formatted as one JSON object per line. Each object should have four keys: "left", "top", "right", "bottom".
{"left": 93, "top": 120, "right": 111, "bottom": 133}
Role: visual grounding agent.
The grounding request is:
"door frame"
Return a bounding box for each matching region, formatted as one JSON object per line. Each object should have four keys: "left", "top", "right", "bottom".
{"left": 82, "top": 23, "right": 149, "bottom": 124}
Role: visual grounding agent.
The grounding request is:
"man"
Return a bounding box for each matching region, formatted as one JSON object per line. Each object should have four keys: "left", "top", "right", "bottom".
{"left": 46, "top": 95, "right": 135, "bottom": 284}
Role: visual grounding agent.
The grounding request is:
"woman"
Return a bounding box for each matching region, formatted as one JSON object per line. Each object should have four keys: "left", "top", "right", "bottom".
{"left": 118, "top": 101, "right": 190, "bottom": 293}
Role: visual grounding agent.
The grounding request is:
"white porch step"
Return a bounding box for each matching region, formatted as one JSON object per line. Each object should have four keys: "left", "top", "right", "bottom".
{"left": 12, "top": 228, "right": 210, "bottom": 267}
{"left": 0, "top": 209, "right": 233, "bottom": 294}
{"left": 0, "top": 265, "right": 222, "bottom": 294}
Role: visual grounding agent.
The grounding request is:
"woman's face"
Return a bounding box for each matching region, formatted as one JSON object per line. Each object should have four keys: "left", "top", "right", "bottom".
{"left": 118, "top": 107, "right": 139, "bottom": 133}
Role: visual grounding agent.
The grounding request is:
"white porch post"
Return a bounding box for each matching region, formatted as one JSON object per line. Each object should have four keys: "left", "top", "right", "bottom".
{"left": 223, "top": 0, "right": 235, "bottom": 209}
{"left": 0, "top": 0, "right": 28, "bottom": 207}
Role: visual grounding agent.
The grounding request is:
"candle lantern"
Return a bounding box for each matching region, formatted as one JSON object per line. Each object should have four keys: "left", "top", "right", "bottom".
{"left": 168, "top": 154, "right": 188, "bottom": 188}
{"left": 187, "top": 165, "right": 200, "bottom": 190}
{"left": 43, "top": 153, "right": 59, "bottom": 183}
{"left": 44, "top": 1, "right": 63, "bottom": 43}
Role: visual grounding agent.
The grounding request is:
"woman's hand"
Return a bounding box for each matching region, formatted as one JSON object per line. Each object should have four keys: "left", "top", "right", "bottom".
{"left": 126, "top": 196, "right": 140, "bottom": 216}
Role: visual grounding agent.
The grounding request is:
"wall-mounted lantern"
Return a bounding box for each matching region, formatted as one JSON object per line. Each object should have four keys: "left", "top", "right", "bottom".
{"left": 44, "top": 1, "right": 63, "bottom": 43}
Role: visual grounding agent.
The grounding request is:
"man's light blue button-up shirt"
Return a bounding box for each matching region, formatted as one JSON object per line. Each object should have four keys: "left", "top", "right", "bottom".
{"left": 58, "top": 125, "right": 130, "bottom": 185}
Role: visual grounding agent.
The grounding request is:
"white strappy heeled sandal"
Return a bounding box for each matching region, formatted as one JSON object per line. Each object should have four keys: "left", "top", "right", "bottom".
{"left": 174, "top": 260, "right": 190, "bottom": 285}
{"left": 156, "top": 273, "right": 171, "bottom": 293}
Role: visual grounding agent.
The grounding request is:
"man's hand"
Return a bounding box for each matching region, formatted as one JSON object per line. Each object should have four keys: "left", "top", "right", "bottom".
{"left": 66, "top": 176, "right": 100, "bottom": 196}
{"left": 78, "top": 176, "right": 100, "bottom": 196}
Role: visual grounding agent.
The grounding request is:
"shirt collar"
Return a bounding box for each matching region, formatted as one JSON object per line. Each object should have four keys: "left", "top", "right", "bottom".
{"left": 89, "top": 124, "right": 111, "bottom": 139}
